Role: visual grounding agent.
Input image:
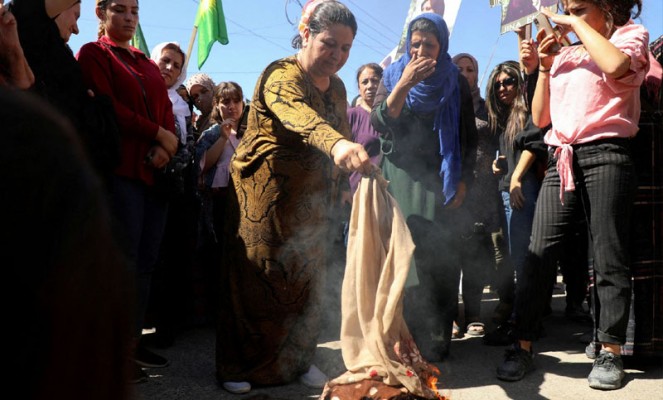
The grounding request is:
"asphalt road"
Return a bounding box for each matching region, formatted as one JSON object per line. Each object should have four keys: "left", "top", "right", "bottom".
{"left": 134, "top": 283, "right": 663, "bottom": 400}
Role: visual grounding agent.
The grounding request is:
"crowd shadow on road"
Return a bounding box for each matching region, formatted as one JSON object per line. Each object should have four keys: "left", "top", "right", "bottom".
{"left": 414, "top": 291, "right": 662, "bottom": 400}
{"left": 317, "top": 282, "right": 662, "bottom": 400}
{"left": 136, "top": 273, "right": 661, "bottom": 400}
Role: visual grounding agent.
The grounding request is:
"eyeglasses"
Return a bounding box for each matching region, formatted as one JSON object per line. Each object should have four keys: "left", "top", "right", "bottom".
{"left": 493, "top": 77, "right": 517, "bottom": 90}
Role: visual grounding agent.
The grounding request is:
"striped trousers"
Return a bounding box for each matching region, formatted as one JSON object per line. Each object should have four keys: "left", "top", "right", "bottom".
{"left": 513, "top": 139, "right": 636, "bottom": 344}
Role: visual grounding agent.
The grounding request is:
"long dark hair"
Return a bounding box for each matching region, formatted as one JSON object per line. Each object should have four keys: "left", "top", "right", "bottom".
{"left": 485, "top": 61, "right": 527, "bottom": 148}
{"left": 291, "top": 0, "right": 357, "bottom": 49}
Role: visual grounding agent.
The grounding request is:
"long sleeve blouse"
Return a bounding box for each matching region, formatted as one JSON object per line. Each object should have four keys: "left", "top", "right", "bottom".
{"left": 545, "top": 22, "right": 649, "bottom": 197}
{"left": 370, "top": 74, "right": 478, "bottom": 195}
{"left": 497, "top": 116, "right": 546, "bottom": 192}
{"left": 546, "top": 22, "right": 649, "bottom": 147}
{"left": 77, "top": 36, "right": 175, "bottom": 185}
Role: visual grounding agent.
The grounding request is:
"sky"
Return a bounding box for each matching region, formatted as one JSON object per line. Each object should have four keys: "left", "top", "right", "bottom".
{"left": 68, "top": 0, "right": 663, "bottom": 103}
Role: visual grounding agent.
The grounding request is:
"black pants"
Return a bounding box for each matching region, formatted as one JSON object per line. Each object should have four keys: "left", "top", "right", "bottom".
{"left": 514, "top": 140, "right": 635, "bottom": 344}
{"left": 405, "top": 211, "right": 463, "bottom": 356}
{"left": 460, "top": 229, "right": 491, "bottom": 323}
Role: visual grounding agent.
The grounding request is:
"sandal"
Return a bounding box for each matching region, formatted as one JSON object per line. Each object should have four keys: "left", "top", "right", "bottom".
{"left": 466, "top": 322, "right": 485, "bottom": 337}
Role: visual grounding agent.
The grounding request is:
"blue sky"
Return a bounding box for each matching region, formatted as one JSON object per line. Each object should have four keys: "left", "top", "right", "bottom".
{"left": 68, "top": 1, "right": 663, "bottom": 102}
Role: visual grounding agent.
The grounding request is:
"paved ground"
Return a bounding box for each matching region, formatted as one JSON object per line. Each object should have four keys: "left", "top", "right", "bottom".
{"left": 134, "top": 283, "right": 662, "bottom": 400}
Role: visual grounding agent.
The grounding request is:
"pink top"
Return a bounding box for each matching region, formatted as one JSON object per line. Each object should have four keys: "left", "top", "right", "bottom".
{"left": 211, "top": 133, "right": 240, "bottom": 188}
{"left": 197, "top": 130, "right": 240, "bottom": 189}
{"left": 544, "top": 22, "right": 649, "bottom": 202}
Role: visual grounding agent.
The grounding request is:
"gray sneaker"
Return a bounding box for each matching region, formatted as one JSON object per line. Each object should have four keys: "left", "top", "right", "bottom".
{"left": 585, "top": 342, "right": 598, "bottom": 359}
{"left": 496, "top": 344, "right": 534, "bottom": 381}
{"left": 588, "top": 350, "right": 625, "bottom": 390}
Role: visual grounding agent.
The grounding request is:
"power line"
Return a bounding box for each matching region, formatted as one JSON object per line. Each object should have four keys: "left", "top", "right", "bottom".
{"left": 350, "top": 10, "right": 401, "bottom": 48}
{"left": 188, "top": 0, "right": 395, "bottom": 59}
{"left": 284, "top": 0, "right": 304, "bottom": 26}
{"left": 344, "top": 0, "right": 402, "bottom": 41}
{"left": 283, "top": 0, "right": 396, "bottom": 56}
{"left": 352, "top": 37, "right": 390, "bottom": 58}
{"left": 362, "top": 21, "right": 398, "bottom": 51}
{"left": 226, "top": 17, "right": 294, "bottom": 54}
{"left": 352, "top": 16, "right": 400, "bottom": 52}
{"left": 354, "top": 30, "right": 393, "bottom": 53}
{"left": 478, "top": 33, "right": 502, "bottom": 90}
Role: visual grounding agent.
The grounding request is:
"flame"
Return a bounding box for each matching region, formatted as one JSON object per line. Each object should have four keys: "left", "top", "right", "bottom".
{"left": 424, "top": 364, "right": 448, "bottom": 400}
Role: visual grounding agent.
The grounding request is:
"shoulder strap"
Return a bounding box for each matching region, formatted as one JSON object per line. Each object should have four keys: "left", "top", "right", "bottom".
{"left": 101, "top": 42, "right": 155, "bottom": 123}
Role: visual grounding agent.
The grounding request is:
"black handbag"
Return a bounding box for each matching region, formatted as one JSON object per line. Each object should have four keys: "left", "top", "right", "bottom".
{"left": 153, "top": 126, "right": 195, "bottom": 198}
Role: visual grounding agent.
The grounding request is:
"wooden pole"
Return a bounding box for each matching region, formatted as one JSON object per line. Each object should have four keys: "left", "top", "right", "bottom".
{"left": 183, "top": 26, "right": 198, "bottom": 73}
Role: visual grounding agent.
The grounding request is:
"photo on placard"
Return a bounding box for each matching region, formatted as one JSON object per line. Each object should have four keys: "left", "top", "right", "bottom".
{"left": 496, "top": 0, "right": 559, "bottom": 33}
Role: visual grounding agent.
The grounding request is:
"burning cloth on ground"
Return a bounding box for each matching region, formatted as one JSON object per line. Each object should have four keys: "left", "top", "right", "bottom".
{"left": 321, "top": 173, "right": 443, "bottom": 400}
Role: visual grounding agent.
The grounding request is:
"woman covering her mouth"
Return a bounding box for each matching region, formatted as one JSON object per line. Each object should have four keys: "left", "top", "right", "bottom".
{"left": 370, "top": 11, "right": 478, "bottom": 364}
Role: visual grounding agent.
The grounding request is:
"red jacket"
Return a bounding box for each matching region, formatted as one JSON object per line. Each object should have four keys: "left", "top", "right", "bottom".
{"left": 77, "top": 36, "right": 176, "bottom": 185}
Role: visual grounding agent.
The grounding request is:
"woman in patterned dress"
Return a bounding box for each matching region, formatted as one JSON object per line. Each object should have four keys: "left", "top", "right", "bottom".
{"left": 215, "top": 0, "right": 372, "bottom": 394}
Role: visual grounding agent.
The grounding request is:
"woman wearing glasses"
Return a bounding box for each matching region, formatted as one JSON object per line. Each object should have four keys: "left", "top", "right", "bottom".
{"left": 487, "top": 61, "right": 546, "bottom": 340}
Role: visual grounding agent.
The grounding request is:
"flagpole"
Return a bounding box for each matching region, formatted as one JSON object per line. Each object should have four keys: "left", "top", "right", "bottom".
{"left": 183, "top": 26, "right": 198, "bottom": 72}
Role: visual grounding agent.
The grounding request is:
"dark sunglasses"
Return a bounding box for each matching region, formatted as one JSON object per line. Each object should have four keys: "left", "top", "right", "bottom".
{"left": 493, "top": 77, "right": 517, "bottom": 90}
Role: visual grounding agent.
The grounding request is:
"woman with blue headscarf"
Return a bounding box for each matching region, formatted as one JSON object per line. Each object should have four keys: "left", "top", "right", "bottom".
{"left": 371, "top": 12, "right": 477, "bottom": 362}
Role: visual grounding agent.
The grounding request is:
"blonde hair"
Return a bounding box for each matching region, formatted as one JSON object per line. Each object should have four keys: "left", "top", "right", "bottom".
{"left": 96, "top": 0, "right": 108, "bottom": 38}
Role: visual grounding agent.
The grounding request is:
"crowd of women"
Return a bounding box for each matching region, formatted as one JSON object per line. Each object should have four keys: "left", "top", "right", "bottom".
{"left": 2, "top": 0, "right": 661, "bottom": 398}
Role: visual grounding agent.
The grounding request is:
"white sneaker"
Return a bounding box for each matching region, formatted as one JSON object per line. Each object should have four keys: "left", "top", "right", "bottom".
{"left": 222, "top": 381, "right": 251, "bottom": 394}
{"left": 299, "top": 364, "right": 328, "bottom": 389}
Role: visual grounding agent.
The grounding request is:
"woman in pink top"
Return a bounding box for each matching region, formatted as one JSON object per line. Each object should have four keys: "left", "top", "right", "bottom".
{"left": 496, "top": 0, "right": 649, "bottom": 391}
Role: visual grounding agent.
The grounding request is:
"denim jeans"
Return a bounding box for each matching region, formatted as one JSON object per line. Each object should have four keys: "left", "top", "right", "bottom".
{"left": 495, "top": 176, "right": 541, "bottom": 309}
{"left": 514, "top": 140, "right": 635, "bottom": 343}
{"left": 110, "top": 176, "right": 169, "bottom": 337}
{"left": 501, "top": 175, "right": 541, "bottom": 281}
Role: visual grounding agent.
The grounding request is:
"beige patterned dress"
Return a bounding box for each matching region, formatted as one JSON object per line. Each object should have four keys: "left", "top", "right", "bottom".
{"left": 216, "top": 56, "right": 350, "bottom": 385}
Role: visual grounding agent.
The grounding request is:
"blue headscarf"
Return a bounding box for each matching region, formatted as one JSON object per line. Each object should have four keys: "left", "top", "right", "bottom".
{"left": 383, "top": 13, "right": 461, "bottom": 205}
